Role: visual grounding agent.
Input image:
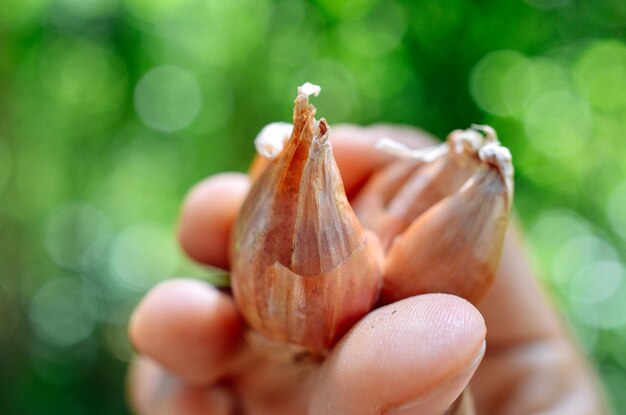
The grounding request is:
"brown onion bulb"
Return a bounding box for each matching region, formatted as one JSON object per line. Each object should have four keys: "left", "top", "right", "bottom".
{"left": 231, "top": 86, "right": 381, "bottom": 354}
{"left": 381, "top": 139, "right": 514, "bottom": 305}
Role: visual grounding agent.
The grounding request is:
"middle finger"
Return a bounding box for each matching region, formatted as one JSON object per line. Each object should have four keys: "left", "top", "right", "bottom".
{"left": 129, "top": 278, "right": 245, "bottom": 385}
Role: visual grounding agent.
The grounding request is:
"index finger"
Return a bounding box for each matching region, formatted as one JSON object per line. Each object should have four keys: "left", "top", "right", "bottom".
{"left": 331, "top": 124, "right": 437, "bottom": 197}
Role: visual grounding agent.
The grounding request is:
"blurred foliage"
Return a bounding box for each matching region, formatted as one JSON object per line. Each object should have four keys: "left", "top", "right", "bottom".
{"left": 1, "top": 0, "right": 626, "bottom": 413}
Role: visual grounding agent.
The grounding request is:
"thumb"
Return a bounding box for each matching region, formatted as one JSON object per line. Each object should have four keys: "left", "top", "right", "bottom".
{"left": 311, "top": 294, "right": 486, "bottom": 415}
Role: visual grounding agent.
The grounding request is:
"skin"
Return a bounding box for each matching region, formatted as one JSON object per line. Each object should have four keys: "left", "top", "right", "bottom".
{"left": 128, "top": 124, "right": 607, "bottom": 415}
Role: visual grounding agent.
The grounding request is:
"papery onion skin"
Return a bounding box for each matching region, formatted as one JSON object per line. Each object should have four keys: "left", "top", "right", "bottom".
{"left": 382, "top": 148, "right": 513, "bottom": 305}
{"left": 353, "top": 129, "right": 484, "bottom": 251}
{"left": 231, "top": 92, "right": 381, "bottom": 354}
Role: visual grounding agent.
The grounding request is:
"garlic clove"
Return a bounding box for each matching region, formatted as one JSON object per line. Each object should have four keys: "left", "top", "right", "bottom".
{"left": 381, "top": 140, "right": 513, "bottom": 305}
{"left": 232, "top": 86, "right": 381, "bottom": 354}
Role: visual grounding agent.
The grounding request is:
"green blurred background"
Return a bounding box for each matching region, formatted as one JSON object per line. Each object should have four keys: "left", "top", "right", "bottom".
{"left": 1, "top": 0, "right": 626, "bottom": 413}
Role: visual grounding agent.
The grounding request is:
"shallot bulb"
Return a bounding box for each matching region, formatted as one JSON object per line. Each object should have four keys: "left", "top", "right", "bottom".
{"left": 231, "top": 85, "right": 381, "bottom": 354}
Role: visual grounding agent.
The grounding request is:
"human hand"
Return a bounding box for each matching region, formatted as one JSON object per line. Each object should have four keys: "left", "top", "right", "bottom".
{"left": 128, "top": 125, "right": 606, "bottom": 414}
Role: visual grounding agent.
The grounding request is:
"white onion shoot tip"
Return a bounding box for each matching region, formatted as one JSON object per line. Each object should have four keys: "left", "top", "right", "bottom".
{"left": 254, "top": 122, "right": 293, "bottom": 159}
{"left": 298, "top": 82, "right": 321, "bottom": 97}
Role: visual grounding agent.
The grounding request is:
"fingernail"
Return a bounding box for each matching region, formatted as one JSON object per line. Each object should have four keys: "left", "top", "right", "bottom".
{"left": 387, "top": 340, "right": 485, "bottom": 415}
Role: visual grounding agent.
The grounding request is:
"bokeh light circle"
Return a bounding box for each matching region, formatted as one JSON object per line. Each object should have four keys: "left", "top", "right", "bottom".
{"left": 574, "top": 40, "right": 626, "bottom": 112}
{"left": 569, "top": 260, "right": 624, "bottom": 306}
{"left": 551, "top": 234, "right": 619, "bottom": 286}
{"left": 42, "top": 38, "right": 128, "bottom": 116}
{"left": 573, "top": 278, "right": 626, "bottom": 329}
{"left": 134, "top": 65, "right": 202, "bottom": 133}
{"left": 109, "top": 224, "right": 178, "bottom": 291}
{"left": 523, "top": 90, "right": 593, "bottom": 157}
{"left": 29, "top": 277, "right": 97, "bottom": 347}
{"left": 45, "top": 204, "right": 112, "bottom": 271}
{"left": 471, "top": 50, "right": 572, "bottom": 120}
{"left": 528, "top": 209, "right": 591, "bottom": 283}
{"left": 337, "top": 1, "right": 407, "bottom": 58}
{"left": 470, "top": 50, "right": 528, "bottom": 117}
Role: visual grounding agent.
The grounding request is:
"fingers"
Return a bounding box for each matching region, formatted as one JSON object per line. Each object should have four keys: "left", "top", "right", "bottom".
{"left": 331, "top": 124, "right": 437, "bottom": 197}
{"left": 178, "top": 173, "right": 250, "bottom": 269}
{"left": 470, "top": 338, "right": 605, "bottom": 414}
{"left": 311, "top": 294, "right": 486, "bottom": 415}
{"left": 472, "top": 223, "right": 606, "bottom": 412}
{"left": 128, "top": 357, "right": 235, "bottom": 415}
{"left": 478, "top": 223, "right": 562, "bottom": 344}
{"left": 129, "top": 279, "right": 244, "bottom": 385}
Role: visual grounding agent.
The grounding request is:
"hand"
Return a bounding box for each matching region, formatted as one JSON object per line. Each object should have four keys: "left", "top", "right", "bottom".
{"left": 127, "top": 125, "right": 606, "bottom": 414}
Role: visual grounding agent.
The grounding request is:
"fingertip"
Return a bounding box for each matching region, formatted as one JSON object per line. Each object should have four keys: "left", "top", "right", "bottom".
{"left": 340, "top": 294, "right": 485, "bottom": 372}
{"left": 178, "top": 173, "right": 250, "bottom": 269}
{"left": 130, "top": 279, "right": 244, "bottom": 385}
{"left": 312, "top": 294, "right": 485, "bottom": 414}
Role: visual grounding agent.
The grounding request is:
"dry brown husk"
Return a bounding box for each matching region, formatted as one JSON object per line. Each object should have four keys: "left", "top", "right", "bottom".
{"left": 231, "top": 89, "right": 381, "bottom": 354}
{"left": 353, "top": 129, "right": 485, "bottom": 250}
{"left": 381, "top": 140, "right": 513, "bottom": 305}
{"left": 235, "top": 82, "right": 514, "bottom": 354}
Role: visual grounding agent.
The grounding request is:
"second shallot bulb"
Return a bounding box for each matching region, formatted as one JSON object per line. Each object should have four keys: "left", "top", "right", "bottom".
{"left": 353, "top": 128, "right": 488, "bottom": 250}
{"left": 380, "top": 132, "right": 514, "bottom": 305}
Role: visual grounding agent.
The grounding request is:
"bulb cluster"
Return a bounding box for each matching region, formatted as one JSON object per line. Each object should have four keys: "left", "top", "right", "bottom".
{"left": 230, "top": 85, "right": 513, "bottom": 355}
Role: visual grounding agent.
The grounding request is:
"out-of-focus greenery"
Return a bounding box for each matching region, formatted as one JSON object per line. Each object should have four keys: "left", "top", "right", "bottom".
{"left": 1, "top": 0, "right": 625, "bottom": 413}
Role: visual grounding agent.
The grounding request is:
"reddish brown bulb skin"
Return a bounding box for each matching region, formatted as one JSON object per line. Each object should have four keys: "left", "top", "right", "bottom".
{"left": 238, "top": 243, "right": 380, "bottom": 352}
{"left": 381, "top": 165, "right": 511, "bottom": 305}
{"left": 353, "top": 141, "right": 480, "bottom": 251}
{"left": 248, "top": 154, "right": 271, "bottom": 183}
{"left": 231, "top": 94, "right": 381, "bottom": 354}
